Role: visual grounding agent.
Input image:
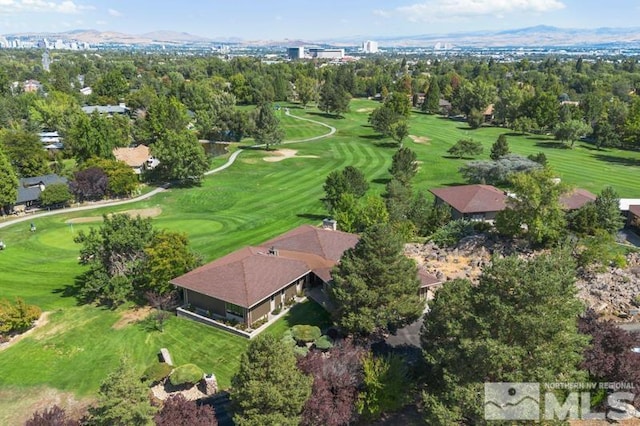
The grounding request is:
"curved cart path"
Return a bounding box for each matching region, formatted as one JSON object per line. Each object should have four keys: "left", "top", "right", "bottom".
{"left": 0, "top": 110, "right": 337, "bottom": 230}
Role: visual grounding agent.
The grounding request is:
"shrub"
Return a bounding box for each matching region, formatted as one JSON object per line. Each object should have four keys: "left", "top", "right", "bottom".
{"left": 142, "top": 362, "right": 173, "bottom": 383}
{"left": 291, "top": 325, "right": 322, "bottom": 344}
{"left": 271, "top": 307, "right": 282, "bottom": 315}
{"left": 169, "top": 364, "right": 204, "bottom": 387}
{"left": 0, "top": 297, "right": 41, "bottom": 335}
{"left": 251, "top": 318, "right": 267, "bottom": 329}
{"left": 282, "top": 330, "right": 296, "bottom": 347}
{"left": 294, "top": 345, "right": 310, "bottom": 357}
{"left": 313, "top": 335, "right": 334, "bottom": 351}
{"left": 357, "top": 353, "right": 410, "bottom": 420}
{"left": 430, "top": 220, "right": 476, "bottom": 248}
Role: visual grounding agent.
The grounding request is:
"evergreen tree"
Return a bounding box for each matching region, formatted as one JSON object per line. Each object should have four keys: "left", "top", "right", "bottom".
{"left": 330, "top": 224, "right": 423, "bottom": 336}
{"left": 0, "top": 148, "right": 18, "bottom": 215}
{"left": 489, "top": 134, "right": 510, "bottom": 160}
{"left": 232, "top": 334, "right": 312, "bottom": 426}
{"left": 252, "top": 103, "right": 285, "bottom": 150}
{"left": 89, "top": 357, "right": 156, "bottom": 425}
{"left": 389, "top": 147, "right": 418, "bottom": 186}
{"left": 422, "top": 80, "right": 441, "bottom": 114}
{"left": 421, "top": 251, "right": 588, "bottom": 424}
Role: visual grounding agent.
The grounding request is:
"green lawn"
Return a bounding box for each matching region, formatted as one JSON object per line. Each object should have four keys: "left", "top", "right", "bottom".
{"left": 0, "top": 98, "right": 639, "bottom": 416}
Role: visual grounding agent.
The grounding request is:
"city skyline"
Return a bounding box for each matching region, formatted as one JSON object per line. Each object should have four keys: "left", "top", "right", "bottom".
{"left": 0, "top": 0, "right": 639, "bottom": 41}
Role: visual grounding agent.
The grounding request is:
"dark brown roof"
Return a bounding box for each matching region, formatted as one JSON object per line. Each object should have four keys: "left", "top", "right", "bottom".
{"left": 260, "top": 225, "right": 359, "bottom": 262}
{"left": 418, "top": 268, "right": 442, "bottom": 289}
{"left": 171, "top": 225, "right": 359, "bottom": 308}
{"left": 629, "top": 205, "right": 640, "bottom": 218}
{"left": 430, "top": 185, "right": 507, "bottom": 214}
{"left": 171, "top": 246, "right": 310, "bottom": 308}
{"left": 559, "top": 188, "right": 596, "bottom": 210}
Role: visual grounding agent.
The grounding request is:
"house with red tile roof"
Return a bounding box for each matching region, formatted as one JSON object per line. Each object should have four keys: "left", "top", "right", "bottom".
{"left": 430, "top": 184, "right": 507, "bottom": 221}
{"left": 171, "top": 224, "right": 359, "bottom": 329}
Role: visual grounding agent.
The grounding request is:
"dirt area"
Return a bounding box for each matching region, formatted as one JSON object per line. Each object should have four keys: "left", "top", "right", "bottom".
{"left": 0, "top": 386, "right": 92, "bottom": 425}
{"left": 262, "top": 149, "right": 319, "bottom": 162}
{"left": 112, "top": 306, "right": 153, "bottom": 330}
{"left": 0, "top": 311, "right": 50, "bottom": 352}
{"left": 65, "top": 207, "right": 162, "bottom": 224}
{"left": 409, "top": 134, "right": 431, "bottom": 144}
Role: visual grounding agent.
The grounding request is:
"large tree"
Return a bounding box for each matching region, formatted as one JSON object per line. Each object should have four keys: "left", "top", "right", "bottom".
{"left": 322, "top": 166, "right": 368, "bottom": 212}
{"left": 495, "top": 168, "right": 568, "bottom": 246}
{"left": 554, "top": 119, "right": 592, "bottom": 148}
{"left": 318, "top": 82, "right": 350, "bottom": 117}
{"left": 295, "top": 75, "right": 318, "bottom": 107}
{"left": 69, "top": 167, "right": 108, "bottom": 202}
{"left": 421, "top": 251, "right": 588, "bottom": 424}
{"left": 0, "top": 148, "right": 18, "bottom": 215}
{"left": 594, "top": 186, "right": 624, "bottom": 235}
{"left": 74, "top": 214, "right": 156, "bottom": 305}
{"left": 85, "top": 157, "right": 138, "bottom": 197}
{"left": 0, "top": 129, "right": 50, "bottom": 177}
{"left": 421, "top": 79, "right": 441, "bottom": 114}
{"left": 89, "top": 357, "right": 157, "bottom": 425}
{"left": 40, "top": 183, "right": 73, "bottom": 208}
{"left": 151, "top": 130, "right": 208, "bottom": 185}
{"left": 231, "top": 334, "right": 312, "bottom": 426}
{"left": 252, "top": 103, "right": 285, "bottom": 151}
{"left": 329, "top": 224, "right": 423, "bottom": 336}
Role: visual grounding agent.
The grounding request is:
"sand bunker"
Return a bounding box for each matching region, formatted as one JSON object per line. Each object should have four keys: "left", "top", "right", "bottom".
{"left": 356, "top": 108, "right": 374, "bottom": 113}
{"left": 263, "top": 149, "right": 319, "bottom": 162}
{"left": 65, "top": 207, "right": 162, "bottom": 224}
{"left": 409, "top": 135, "right": 431, "bottom": 144}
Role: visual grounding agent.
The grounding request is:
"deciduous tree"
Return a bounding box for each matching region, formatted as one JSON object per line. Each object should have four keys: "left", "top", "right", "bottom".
{"left": 0, "top": 129, "right": 50, "bottom": 177}
{"left": 69, "top": 167, "right": 108, "bottom": 202}
{"left": 330, "top": 224, "right": 423, "bottom": 336}
{"left": 447, "top": 138, "right": 483, "bottom": 159}
{"left": 40, "top": 182, "right": 72, "bottom": 207}
{"left": 0, "top": 148, "right": 18, "bottom": 215}
{"left": 154, "top": 395, "right": 217, "bottom": 426}
{"left": 297, "top": 338, "right": 365, "bottom": 426}
{"left": 152, "top": 130, "right": 208, "bottom": 185}
{"left": 495, "top": 168, "right": 568, "bottom": 246}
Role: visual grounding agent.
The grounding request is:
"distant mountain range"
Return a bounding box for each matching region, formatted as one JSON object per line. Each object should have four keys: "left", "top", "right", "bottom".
{"left": 4, "top": 25, "right": 640, "bottom": 48}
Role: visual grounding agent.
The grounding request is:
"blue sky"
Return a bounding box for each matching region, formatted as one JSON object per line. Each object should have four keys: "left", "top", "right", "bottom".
{"left": 0, "top": 0, "right": 638, "bottom": 39}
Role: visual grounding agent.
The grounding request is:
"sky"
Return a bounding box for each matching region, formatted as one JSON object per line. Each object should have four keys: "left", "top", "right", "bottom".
{"left": 0, "top": 0, "right": 639, "bottom": 40}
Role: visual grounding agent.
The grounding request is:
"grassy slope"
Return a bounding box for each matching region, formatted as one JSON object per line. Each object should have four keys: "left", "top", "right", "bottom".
{"left": 0, "top": 99, "right": 639, "bottom": 411}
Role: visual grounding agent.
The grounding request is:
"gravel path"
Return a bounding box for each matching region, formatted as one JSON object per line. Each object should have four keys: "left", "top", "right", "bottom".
{"left": 0, "top": 110, "right": 336, "bottom": 229}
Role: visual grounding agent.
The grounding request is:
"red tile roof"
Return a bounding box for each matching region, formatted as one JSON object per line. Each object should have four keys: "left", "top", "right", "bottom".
{"left": 171, "top": 225, "right": 359, "bottom": 308}
{"left": 430, "top": 184, "right": 507, "bottom": 214}
{"left": 629, "top": 205, "right": 640, "bottom": 218}
{"left": 559, "top": 189, "right": 596, "bottom": 210}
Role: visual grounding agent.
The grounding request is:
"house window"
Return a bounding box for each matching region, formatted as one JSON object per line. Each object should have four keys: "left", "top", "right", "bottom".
{"left": 225, "top": 302, "right": 244, "bottom": 318}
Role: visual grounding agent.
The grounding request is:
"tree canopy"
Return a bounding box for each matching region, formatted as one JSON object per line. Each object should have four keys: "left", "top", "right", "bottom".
{"left": 252, "top": 103, "right": 285, "bottom": 150}
{"left": 232, "top": 334, "right": 312, "bottom": 426}
{"left": 421, "top": 251, "right": 588, "bottom": 424}
{"left": 329, "top": 223, "right": 423, "bottom": 336}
